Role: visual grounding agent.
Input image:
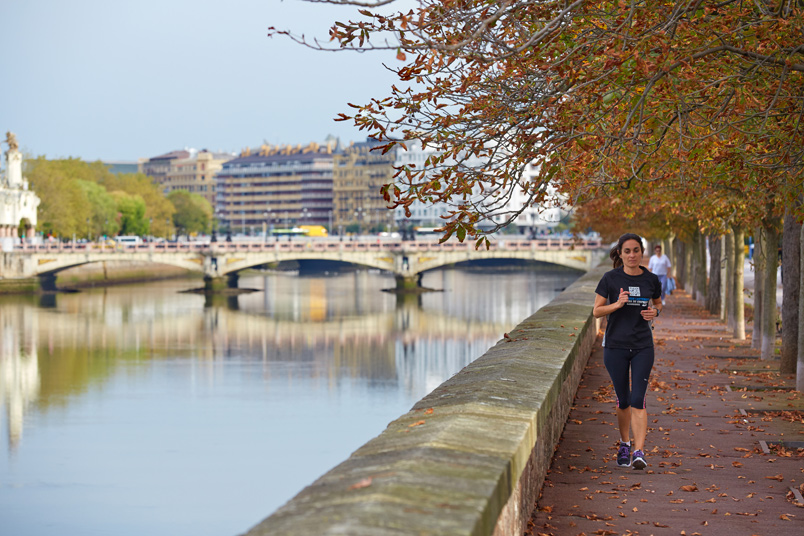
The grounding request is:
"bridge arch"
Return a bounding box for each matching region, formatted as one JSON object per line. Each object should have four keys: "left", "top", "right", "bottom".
{"left": 4, "top": 239, "right": 607, "bottom": 291}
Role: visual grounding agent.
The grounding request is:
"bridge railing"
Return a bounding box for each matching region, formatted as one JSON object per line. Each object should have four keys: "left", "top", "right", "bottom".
{"left": 14, "top": 238, "right": 603, "bottom": 254}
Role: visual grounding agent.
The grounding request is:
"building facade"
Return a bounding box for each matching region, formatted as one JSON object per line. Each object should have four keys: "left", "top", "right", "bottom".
{"left": 215, "top": 142, "right": 336, "bottom": 234}
{"left": 139, "top": 149, "right": 189, "bottom": 187}
{"left": 393, "top": 140, "right": 470, "bottom": 230}
{"left": 394, "top": 140, "right": 568, "bottom": 236}
{"left": 140, "top": 149, "right": 232, "bottom": 206}
{"left": 332, "top": 138, "right": 396, "bottom": 233}
{"left": 1, "top": 133, "right": 40, "bottom": 247}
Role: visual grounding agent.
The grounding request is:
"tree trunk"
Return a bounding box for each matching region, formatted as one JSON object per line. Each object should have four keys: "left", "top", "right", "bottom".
{"left": 797, "top": 222, "right": 804, "bottom": 391}
{"left": 690, "top": 231, "right": 700, "bottom": 299}
{"left": 732, "top": 226, "right": 745, "bottom": 340}
{"left": 694, "top": 229, "right": 707, "bottom": 306}
{"left": 725, "top": 230, "right": 735, "bottom": 330}
{"left": 720, "top": 236, "right": 727, "bottom": 320}
{"left": 685, "top": 239, "right": 694, "bottom": 293}
{"left": 676, "top": 239, "right": 688, "bottom": 290}
{"left": 664, "top": 234, "right": 675, "bottom": 269}
{"left": 706, "top": 235, "right": 722, "bottom": 315}
{"left": 761, "top": 222, "right": 780, "bottom": 360}
{"left": 781, "top": 211, "right": 801, "bottom": 374}
{"left": 753, "top": 228, "right": 764, "bottom": 350}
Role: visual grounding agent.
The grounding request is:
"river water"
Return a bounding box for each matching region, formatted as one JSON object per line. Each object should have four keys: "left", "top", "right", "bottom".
{"left": 0, "top": 264, "right": 581, "bottom": 536}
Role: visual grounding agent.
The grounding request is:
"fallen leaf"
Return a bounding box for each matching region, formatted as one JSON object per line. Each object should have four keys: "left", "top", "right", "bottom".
{"left": 349, "top": 477, "right": 372, "bottom": 490}
{"left": 766, "top": 474, "right": 784, "bottom": 482}
{"left": 424, "top": 408, "right": 433, "bottom": 415}
{"left": 409, "top": 420, "right": 426, "bottom": 428}
{"left": 681, "top": 485, "right": 699, "bottom": 492}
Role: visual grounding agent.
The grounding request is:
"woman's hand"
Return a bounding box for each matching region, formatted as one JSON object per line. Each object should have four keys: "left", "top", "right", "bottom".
{"left": 641, "top": 304, "right": 659, "bottom": 321}
{"left": 616, "top": 288, "right": 630, "bottom": 309}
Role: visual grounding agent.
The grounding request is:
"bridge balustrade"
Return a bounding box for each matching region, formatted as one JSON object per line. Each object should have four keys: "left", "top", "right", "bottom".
{"left": 13, "top": 237, "right": 602, "bottom": 254}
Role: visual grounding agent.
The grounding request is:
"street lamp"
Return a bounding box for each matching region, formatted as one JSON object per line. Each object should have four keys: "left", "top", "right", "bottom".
{"left": 86, "top": 217, "right": 91, "bottom": 242}
{"left": 263, "top": 211, "right": 269, "bottom": 243}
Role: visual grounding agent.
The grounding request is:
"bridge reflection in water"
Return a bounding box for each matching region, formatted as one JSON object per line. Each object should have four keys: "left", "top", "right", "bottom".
{"left": 0, "top": 265, "right": 581, "bottom": 536}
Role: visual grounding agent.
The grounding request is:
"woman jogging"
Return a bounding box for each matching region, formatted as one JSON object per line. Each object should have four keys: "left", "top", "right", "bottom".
{"left": 593, "top": 233, "right": 662, "bottom": 470}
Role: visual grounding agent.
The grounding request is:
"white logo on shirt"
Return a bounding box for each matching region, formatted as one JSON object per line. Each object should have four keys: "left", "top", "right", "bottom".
{"left": 629, "top": 286, "right": 641, "bottom": 296}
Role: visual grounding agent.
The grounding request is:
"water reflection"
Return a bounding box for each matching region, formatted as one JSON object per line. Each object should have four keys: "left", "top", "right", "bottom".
{"left": 0, "top": 266, "right": 580, "bottom": 536}
{"left": 0, "top": 302, "right": 40, "bottom": 450}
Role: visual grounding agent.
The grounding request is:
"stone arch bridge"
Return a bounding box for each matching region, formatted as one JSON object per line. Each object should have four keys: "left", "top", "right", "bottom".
{"left": 1, "top": 238, "right": 607, "bottom": 291}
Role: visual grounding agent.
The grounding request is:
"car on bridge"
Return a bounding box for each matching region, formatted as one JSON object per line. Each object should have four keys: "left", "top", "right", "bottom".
{"left": 115, "top": 236, "right": 142, "bottom": 246}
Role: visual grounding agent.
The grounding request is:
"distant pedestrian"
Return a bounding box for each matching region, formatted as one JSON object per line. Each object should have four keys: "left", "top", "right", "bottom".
{"left": 593, "top": 233, "right": 662, "bottom": 470}
{"left": 648, "top": 244, "right": 672, "bottom": 305}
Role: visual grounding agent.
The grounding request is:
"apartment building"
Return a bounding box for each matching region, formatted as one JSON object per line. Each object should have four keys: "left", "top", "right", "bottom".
{"left": 394, "top": 141, "right": 567, "bottom": 235}
{"left": 140, "top": 149, "right": 233, "bottom": 206}
{"left": 393, "top": 141, "right": 449, "bottom": 229}
{"left": 332, "top": 138, "right": 396, "bottom": 233}
{"left": 215, "top": 141, "right": 336, "bottom": 234}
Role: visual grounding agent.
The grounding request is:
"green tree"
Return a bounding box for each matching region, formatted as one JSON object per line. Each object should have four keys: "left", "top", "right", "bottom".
{"left": 102, "top": 172, "right": 175, "bottom": 237}
{"left": 111, "top": 191, "right": 149, "bottom": 236}
{"left": 25, "top": 157, "right": 92, "bottom": 238}
{"left": 168, "top": 190, "right": 212, "bottom": 235}
{"left": 76, "top": 180, "right": 119, "bottom": 238}
{"left": 25, "top": 157, "right": 176, "bottom": 239}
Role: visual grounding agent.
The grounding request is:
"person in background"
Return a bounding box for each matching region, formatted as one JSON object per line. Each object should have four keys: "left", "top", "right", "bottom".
{"left": 593, "top": 233, "right": 662, "bottom": 470}
{"left": 648, "top": 244, "right": 672, "bottom": 305}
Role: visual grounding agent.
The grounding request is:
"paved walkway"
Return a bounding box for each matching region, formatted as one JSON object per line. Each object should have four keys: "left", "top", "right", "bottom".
{"left": 526, "top": 289, "right": 803, "bottom": 536}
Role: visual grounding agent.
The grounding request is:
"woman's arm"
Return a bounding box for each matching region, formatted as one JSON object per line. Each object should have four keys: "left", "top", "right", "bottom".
{"left": 593, "top": 290, "right": 629, "bottom": 318}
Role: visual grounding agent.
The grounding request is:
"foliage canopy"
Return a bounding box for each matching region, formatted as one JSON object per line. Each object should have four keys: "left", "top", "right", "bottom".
{"left": 24, "top": 157, "right": 176, "bottom": 239}
{"left": 271, "top": 0, "right": 803, "bottom": 243}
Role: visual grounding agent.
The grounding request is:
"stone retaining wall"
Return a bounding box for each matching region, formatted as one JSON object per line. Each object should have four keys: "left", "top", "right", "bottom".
{"left": 242, "top": 266, "right": 607, "bottom": 536}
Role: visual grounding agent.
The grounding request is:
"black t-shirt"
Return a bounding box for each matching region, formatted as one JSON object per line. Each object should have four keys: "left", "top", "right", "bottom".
{"left": 595, "top": 266, "right": 662, "bottom": 349}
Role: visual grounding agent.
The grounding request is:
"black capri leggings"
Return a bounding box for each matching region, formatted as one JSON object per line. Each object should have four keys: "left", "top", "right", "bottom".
{"left": 603, "top": 347, "right": 655, "bottom": 410}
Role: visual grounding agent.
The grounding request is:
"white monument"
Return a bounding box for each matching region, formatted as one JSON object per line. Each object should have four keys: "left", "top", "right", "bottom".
{"left": 1, "top": 132, "right": 40, "bottom": 250}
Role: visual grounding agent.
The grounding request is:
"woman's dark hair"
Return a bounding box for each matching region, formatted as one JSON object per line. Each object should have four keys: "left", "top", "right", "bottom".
{"left": 610, "top": 233, "right": 644, "bottom": 268}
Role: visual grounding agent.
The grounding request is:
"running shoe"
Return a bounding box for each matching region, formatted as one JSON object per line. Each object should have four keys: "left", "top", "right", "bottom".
{"left": 617, "top": 443, "right": 631, "bottom": 467}
{"left": 632, "top": 449, "right": 647, "bottom": 470}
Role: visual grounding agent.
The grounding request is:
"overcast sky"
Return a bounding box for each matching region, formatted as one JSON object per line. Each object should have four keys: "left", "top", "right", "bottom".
{"left": 0, "top": 0, "right": 400, "bottom": 162}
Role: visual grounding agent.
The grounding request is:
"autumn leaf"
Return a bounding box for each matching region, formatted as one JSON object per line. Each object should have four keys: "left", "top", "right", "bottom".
{"left": 349, "top": 477, "right": 372, "bottom": 490}
{"left": 681, "top": 485, "right": 699, "bottom": 492}
{"left": 766, "top": 474, "right": 785, "bottom": 481}
{"left": 409, "top": 420, "right": 426, "bottom": 427}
